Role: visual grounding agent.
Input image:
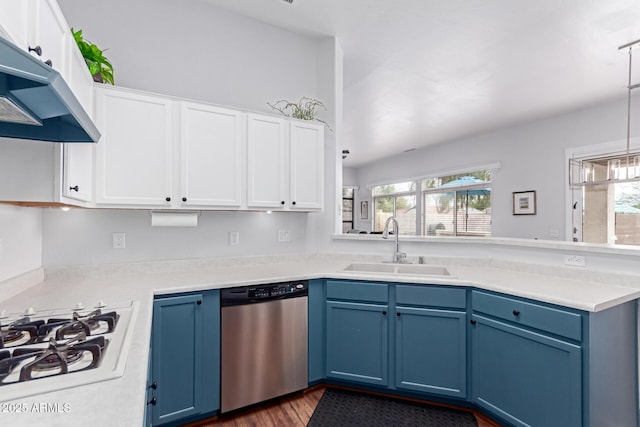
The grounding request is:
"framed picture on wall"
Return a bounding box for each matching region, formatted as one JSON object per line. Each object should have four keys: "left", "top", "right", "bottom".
{"left": 513, "top": 190, "right": 536, "bottom": 215}
{"left": 361, "top": 201, "right": 369, "bottom": 219}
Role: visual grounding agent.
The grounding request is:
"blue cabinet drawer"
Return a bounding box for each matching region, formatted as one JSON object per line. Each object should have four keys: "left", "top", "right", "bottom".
{"left": 472, "top": 291, "right": 582, "bottom": 341}
{"left": 326, "top": 280, "right": 388, "bottom": 303}
{"left": 396, "top": 285, "right": 466, "bottom": 309}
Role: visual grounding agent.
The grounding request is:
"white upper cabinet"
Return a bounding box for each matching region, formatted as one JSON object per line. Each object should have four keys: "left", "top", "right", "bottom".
{"left": 179, "top": 102, "right": 243, "bottom": 207}
{"left": 0, "top": 1, "right": 30, "bottom": 49}
{"left": 62, "top": 143, "right": 93, "bottom": 203}
{"left": 247, "top": 114, "right": 325, "bottom": 211}
{"left": 289, "top": 121, "right": 324, "bottom": 211}
{"left": 95, "top": 86, "right": 174, "bottom": 206}
{"left": 0, "top": 0, "right": 94, "bottom": 119}
{"left": 246, "top": 114, "right": 287, "bottom": 209}
{"left": 29, "top": 0, "right": 68, "bottom": 78}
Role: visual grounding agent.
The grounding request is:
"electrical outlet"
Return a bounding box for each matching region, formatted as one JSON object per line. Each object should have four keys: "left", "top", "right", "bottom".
{"left": 112, "top": 232, "right": 126, "bottom": 249}
{"left": 549, "top": 229, "right": 559, "bottom": 238}
{"left": 277, "top": 229, "right": 290, "bottom": 242}
{"left": 229, "top": 231, "right": 240, "bottom": 246}
{"left": 564, "top": 254, "right": 586, "bottom": 267}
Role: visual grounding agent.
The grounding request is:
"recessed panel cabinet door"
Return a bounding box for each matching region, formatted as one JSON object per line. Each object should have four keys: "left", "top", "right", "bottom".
{"left": 247, "top": 114, "right": 287, "bottom": 208}
{"left": 179, "top": 102, "right": 242, "bottom": 207}
{"left": 395, "top": 306, "right": 466, "bottom": 398}
{"left": 62, "top": 143, "right": 93, "bottom": 202}
{"left": 95, "top": 87, "right": 174, "bottom": 206}
{"left": 152, "top": 295, "right": 203, "bottom": 425}
{"left": 471, "top": 314, "right": 582, "bottom": 427}
{"left": 325, "top": 301, "right": 389, "bottom": 386}
{"left": 0, "top": 0, "right": 29, "bottom": 49}
{"left": 289, "top": 121, "right": 324, "bottom": 211}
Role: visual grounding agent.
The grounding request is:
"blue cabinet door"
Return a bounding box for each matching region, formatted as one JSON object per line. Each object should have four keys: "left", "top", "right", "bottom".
{"left": 152, "top": 294, "right": 203, "bottom": 425}
{"left": 471, "top": 314, "right": 582, "bottom": 427}
{"left": 395, "top": 306, "right": 466, "bottom": 398}
{"left": 326, "top": 300, "right": 389, "bottom": 386}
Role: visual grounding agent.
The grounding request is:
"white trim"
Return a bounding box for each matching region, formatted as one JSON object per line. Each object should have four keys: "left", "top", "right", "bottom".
{"left": 564, "top": 137, "right": 640, "bottom": 242}
{"left": 364, "top": 161, "right": 501, "bottom": 189}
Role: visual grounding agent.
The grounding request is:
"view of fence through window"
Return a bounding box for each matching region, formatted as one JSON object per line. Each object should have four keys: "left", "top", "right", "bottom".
{"left": 372, "top": 171, "right": 491, "bottom": 236}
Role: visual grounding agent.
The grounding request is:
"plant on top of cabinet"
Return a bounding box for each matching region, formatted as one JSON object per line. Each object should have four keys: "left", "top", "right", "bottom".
{"left": 267, "top": 96, "right": 332, "bottom": 131}
{"left": 71, "top": 28, "right": 114, "bottom": 84}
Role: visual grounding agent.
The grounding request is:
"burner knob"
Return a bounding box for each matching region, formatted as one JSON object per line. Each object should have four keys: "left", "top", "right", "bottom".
{"left": 0, "top": 309, "right": 7, "bottom": 319}
{"left": 96, "top": 300, "right": 106, "bottom": 308}
{"left": 74, "top": 302, "right": 84, "bottom": 311}
{"left": 25, "top": 307, "right": 36, "bottom": 316}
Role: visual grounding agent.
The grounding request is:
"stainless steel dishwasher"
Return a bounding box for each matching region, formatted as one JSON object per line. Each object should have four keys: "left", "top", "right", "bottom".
{"left": 220, "top": 280, "right": 308, "bottom": 413}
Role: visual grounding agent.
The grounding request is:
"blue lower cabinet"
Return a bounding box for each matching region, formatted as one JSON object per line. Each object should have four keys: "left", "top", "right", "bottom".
{"left": 326, "top": 300, "right": 389, "bottom": 386}
{"left": 471, "top": 314, "right": 582, "bottom": 427}
{"left": 395, "top": 306, "right": 466, "bottom": 398}
{"left": 150, "top": 291, "right": 220, "bottom": 426}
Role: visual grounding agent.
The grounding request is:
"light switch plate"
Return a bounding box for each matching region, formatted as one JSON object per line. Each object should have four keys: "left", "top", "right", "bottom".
{"left": 229, "top": 231, "right": 240, "bottom": 246}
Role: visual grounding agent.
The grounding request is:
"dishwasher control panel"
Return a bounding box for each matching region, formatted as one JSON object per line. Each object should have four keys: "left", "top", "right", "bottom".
{"left": 221, "top": 281, "right": 308, "bottom": 306}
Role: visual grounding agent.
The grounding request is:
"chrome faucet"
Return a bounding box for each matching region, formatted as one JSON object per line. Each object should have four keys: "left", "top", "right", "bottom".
{"left": 382, "top": 216, "right": 408, "bottom": 263}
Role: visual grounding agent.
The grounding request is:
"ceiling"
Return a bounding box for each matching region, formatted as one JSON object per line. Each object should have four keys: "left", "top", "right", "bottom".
{"left": 202, "top": 0, "right": 640, "bottom": 167}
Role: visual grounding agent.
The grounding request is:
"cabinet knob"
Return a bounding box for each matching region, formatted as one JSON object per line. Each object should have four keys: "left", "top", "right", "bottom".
{"left": 396, "top": 312, "right": 401, "bottom": 317}
{"left": 382, "top": 310, "right": 387, "bottom": 315}
{"left": 470, "top": 319, "right": 477, "bottom": 325}
{"left": 147, "top": 397, "right": 157, "bottom": 406}
{"left": 28, "top": 45, "right": 42, "bottom": 56}
{"left": 165, "top": 197, "right": 171, "bottom": 202}
{"left": 182, "top": 197, "right": 187, "bottom": 202}
{"left": 44, "top": 59, "right": 53, "bottom": 67}
{"left": 197, "top": 300, "right": 202, "bottom": 305}
{"left": 281, "top": 201, "right": 285, "bottom": 205}
{"left": 149, "top": 381, "right": 157, "bottom": 390}
{"left": 513, "top": 310, "right": 520, "bottom": 316}
{"left": 292, "top": 201, "right": 296, "bottom": 205}
{"left": 69, "top": 185, "right": 79, "bottom": 192}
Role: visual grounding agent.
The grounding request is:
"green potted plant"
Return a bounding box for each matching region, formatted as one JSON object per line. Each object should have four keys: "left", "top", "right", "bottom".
{"left": 71, "top": 28, "right": 114, "bottom": 84}
{"left": 267, "top": 96, "right": 332, "bottom": 131}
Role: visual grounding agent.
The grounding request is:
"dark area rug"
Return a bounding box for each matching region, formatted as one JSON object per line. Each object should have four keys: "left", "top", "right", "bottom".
{"left": 307, "top": 388, "right": 478, "bottom": 427}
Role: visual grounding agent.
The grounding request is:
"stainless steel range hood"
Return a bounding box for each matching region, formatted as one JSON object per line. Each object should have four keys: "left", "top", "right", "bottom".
{"left": 0, "top": 36, "right": 100, "bottom": 143}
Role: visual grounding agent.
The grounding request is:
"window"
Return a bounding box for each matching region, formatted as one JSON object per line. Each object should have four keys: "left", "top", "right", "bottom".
{"left": 371, "top": 170, "right": 491, "bottom": 236}
{"left": 342, "top": 187, "right": 355, "bottom": 233}
{"left": 372, "top": 182, "right": 416, "bottom": 234}
{"left": 576, "top": 153, "right": 640, "bottom": 245}
{"left": 422, "top": 172, "right": 491, "bottom": 237}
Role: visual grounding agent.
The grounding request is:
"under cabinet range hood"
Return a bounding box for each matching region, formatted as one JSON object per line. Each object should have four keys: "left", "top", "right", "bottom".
{"left": 0, "top": 36, "right": 100, "bottom": 143}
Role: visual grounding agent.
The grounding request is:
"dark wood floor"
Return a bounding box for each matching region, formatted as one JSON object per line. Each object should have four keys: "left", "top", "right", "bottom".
{"left": 187, "top": 386, "right": 501, "bottom": 427}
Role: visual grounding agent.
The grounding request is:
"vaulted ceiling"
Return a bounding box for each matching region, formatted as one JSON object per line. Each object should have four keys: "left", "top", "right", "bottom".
{"left": 203, "top": 0, "right": 640, "bottom": 167}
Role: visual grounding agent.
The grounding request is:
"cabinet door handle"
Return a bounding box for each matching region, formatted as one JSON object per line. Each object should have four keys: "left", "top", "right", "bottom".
{"left": 382, "top": 310, "right": 387, "bottom": 315}
{"left": 44, "top": 59, "right": 53, "bottom": 67}
{"left": 28, "top": 45, "right": 42, "bottom": 56}
{"left": 292, "top": 201, "right": 296, "bottom": 205}
{"left": 148, "top": 381, "right": 157, "bottom": 390}
{"left": 281, "top": 201, "right": 285, "bottom": 205}
{"left": 513, "top": 310, "right": 520, "bottom": 316}
{"left": 197, "top": 300, "right": 202, "bottom": 305}
{"left": 182, "top": 197, "right": 187, "bottom": 202}
{"left": 470, "top": 319, "right": 476, "bottom": 325}
{"left": 147, "top": 397, "right": 157, "bottom": 406}
{"left": 165, "top": 197, "right": 171, "bottom": 202}
{"left": 69, "top": 185, "right": 79, "bottom": 192}
{"left": 396, "top": 312, "right": 401, "bottom": 317}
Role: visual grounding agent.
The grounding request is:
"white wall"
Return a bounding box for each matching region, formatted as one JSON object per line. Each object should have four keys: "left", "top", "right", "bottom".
{"left": 42, "top": 209, "right": 309, "bottom": 267}
{"left": 351, "top": 93, "right": 634, "bottom": 240}
{"left": 58, "top": 0, "right": 320, "bottom": 113}
{"left": 0, "top": 205, "right": 41, "bottom": 281}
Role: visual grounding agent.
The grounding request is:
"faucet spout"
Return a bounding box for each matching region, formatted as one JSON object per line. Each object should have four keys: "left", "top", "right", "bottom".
{"left": 382, "top": 216, "right": 406, "bottom": 263}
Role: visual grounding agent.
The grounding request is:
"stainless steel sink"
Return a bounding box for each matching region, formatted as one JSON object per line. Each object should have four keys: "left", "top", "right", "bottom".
{"left": 343, "top": 262, "right": 452, "bottom": 277}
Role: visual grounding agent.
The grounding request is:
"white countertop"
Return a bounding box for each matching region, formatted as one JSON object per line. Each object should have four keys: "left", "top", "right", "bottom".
{"left": 1, "top": 253, "right": 639, "bottom": 426}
